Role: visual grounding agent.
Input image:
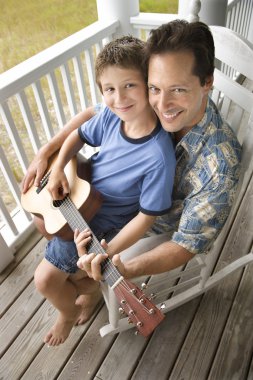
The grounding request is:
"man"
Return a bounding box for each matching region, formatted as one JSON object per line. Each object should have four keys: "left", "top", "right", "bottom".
{"left": 23, "top": 20, "right": 241, "bottom": 298}
{"left": 76, "top": 20, "right": 241, "bottom": 280}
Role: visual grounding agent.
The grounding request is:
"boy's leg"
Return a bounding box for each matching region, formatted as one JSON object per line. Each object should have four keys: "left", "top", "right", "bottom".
{"left": 34, "top": 258, "right": 82, "bottom": 346}
{"left": 69, "top": 271, "right": 102, "bottom": 325}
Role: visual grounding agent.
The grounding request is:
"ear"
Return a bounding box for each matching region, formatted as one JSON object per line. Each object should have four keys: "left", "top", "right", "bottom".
{"left": 204, "top": 76, "right": 214, "bottom": 93}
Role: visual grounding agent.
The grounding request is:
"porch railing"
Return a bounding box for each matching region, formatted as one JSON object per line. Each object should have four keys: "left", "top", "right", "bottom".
{"left": 0, "top": 0, "right": 252, "bottom": 268}
{"left": 0, "top": 19, "right": 119, "bottom": 256}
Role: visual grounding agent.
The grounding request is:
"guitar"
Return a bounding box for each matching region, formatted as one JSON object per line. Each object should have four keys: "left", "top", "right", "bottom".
{"left": 21, "top": 153, "right": 102, "bottom": 240}
{"left": 21, "top": 154, "right": 165, "bottom": 337}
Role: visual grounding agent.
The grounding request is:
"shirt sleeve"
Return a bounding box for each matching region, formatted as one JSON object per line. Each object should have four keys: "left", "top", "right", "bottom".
{"left": 140, "top": 143, "right": 176, "bottom": 216}
{"left": 78, "top": 104, "right": 106, "bottom": 146}
{"left": 172, "top": 141, "right": 241, "bottom": 254}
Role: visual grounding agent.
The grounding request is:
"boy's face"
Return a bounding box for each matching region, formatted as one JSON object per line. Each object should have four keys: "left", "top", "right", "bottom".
{"left": 99, "top": 66, "right": 149, "bottom": 123}
{"left": 148, "top": 50, "right": 213, "bottom": 135}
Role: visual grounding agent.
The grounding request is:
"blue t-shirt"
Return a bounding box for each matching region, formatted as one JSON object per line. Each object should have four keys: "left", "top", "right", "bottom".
{"left": 78, "top": 106, "right": 175, "bottom": 235}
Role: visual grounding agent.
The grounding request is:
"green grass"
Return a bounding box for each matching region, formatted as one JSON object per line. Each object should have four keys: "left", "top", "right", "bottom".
{"left": 0, "top": 0, "right": 178, "bottom": 73}
{"left": 0, "top": 0, "right": 178, "bottom": 213}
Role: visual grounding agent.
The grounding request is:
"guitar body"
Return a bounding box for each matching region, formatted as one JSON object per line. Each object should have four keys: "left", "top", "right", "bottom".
{"left": 21, "top": 153, "right": 102, "bottom": 240}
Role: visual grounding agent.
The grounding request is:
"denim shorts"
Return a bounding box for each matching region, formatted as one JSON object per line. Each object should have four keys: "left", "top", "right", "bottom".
{"left": 45, "top": 229, "right": 120, "bottom": 274}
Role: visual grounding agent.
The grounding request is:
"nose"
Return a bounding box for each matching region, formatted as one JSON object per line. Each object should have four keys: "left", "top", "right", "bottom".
{"left": 150, "top": 91, "right": 173, "bottom": 112}
{"left": 157, "top": 91, "right": 173, "bottom": 111}
{"left": 115, "top": 89, "right": 125, "bottom": 103}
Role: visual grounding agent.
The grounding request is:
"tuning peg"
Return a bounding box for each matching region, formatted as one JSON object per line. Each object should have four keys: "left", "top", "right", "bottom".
{"left": 134, "top": 330, "right": 139, "bottom": 336}
{"left": 149, "top": 308, "right": 155, "bottom": 314}
{"left": 118, "top": 307, "right": 125, "bottom": 315}
{"left": 148, "top": 293, "right": 157, "bottom": 300}
{"left": 141, "top": 282, "right": 148, "bottom": 290}
{"left": 137, "top": 321, "right": 143, "bottom": 328}
{"left": 160, "top": 303, "right": 166, "bottom": 310}
{"left": 128, "top": 317, "right": 134, "bottom": 324}
{"left": 130, "top": 288, "right": 137, "bottom": 294}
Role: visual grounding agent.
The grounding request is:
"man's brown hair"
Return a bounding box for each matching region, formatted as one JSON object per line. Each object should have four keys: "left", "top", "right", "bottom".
{"left": 145, "top": 19, "right": 215, "bottom": 86}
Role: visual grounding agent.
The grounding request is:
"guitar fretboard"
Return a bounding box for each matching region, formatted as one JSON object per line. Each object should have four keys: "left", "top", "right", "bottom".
{"left": 54, "top": 196, "right": 122, "bottom": 288}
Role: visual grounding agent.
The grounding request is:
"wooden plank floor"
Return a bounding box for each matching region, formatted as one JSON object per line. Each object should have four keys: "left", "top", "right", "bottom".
{"left": 1, "top": 209, "right": 253, "bottom": 379}
{"left": 1, "top": 170, "right": 253, "bottom": 380}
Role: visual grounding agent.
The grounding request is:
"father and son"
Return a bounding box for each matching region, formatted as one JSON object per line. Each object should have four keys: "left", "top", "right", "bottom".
{"left": 22, "top": 20, "right": 241, "bottom": 346}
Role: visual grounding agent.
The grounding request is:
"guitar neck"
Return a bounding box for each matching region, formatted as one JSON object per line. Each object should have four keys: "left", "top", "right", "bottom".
{"left": 55, "top": 196, "right": 122, "bottom": 288}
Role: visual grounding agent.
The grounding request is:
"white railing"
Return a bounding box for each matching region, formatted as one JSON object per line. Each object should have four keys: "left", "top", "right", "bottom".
{"left": 0, "top": 0, "right": 251, "bottom": 269}
{"left": 227, "top": 0, "right": 253, "bottom": 40}
{"left": 0, "top": 19, "right": 119, "bottom": 256}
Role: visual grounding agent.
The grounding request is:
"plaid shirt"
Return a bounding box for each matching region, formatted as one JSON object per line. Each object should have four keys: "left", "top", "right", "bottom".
{"left": 152, "top": 97, "right": 242, "bottom": 254}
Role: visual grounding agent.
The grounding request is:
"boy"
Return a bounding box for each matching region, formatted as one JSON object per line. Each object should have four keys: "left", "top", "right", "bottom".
{"left": 33, "top": 36, "right": 175, "bottom": 346}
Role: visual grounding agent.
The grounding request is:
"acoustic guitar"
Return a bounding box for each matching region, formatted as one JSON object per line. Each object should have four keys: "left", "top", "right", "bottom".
{"left": 21, "top": 153, "right": 165, "bottom": 336}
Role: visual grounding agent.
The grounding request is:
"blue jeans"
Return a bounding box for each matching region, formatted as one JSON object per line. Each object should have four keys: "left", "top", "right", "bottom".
{"left": 45, "top": 229, "right": 120, "bottom": 274}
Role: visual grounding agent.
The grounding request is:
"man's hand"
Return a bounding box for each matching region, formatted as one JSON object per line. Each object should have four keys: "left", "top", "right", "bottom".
{"left": 21, "top": 151, "right": 49, "bottom": 193}
{"left": 77, "top": 239, "right": 127, "bottom": 280}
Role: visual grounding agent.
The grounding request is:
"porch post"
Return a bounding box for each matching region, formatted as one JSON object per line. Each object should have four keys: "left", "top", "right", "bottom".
{"left": 198, "top": 0, "right": 228, "bottom": 26}
{"left": 178, "top": 0, "right": 201, "bottom": 21}
{"left": 96, "top": 0, "right": 139, "bottom": 37}
{"left": 0, "top": 233, "right": 14, "bottom": 273}
{"left": 178, "top": 0, "right": 228, "bottom": 26}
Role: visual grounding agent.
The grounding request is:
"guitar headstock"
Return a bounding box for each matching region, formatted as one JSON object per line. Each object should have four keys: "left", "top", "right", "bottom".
{"left": 113, "top": 278, "right": 165, "bottom": 337}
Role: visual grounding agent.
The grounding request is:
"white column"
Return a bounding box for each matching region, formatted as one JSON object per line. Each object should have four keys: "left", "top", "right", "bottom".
{"left": 178, "top": 0, "right": 201, "bottom": 21}
{"left": 96, "top": 0, "right": 139, "bottom": 37}
{"left": 198, "top": 0, "right": 228, "bottom": 26}
{"left": 179, "top": 0, "right": 228, "bottom": 26}
{"left": 0, "top": 234, "right": 14, "bottom": 273}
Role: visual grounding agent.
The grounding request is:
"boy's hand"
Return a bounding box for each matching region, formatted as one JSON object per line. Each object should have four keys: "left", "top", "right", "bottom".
{"left": 74, "top": 229, "right": 92, "bottom": 257}
{"left": 46, "top": 166, "right": 69, "bottom": 200}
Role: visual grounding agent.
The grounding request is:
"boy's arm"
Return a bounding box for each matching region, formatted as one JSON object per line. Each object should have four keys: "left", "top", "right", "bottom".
{"left": 107, "top": 212, "right": 156, "bottom": 257}
{"left": 22, "top": 106, "right": 96, "bottom": 193}
{"left": 46, "top": 130, "right": 84, "bottom": 200}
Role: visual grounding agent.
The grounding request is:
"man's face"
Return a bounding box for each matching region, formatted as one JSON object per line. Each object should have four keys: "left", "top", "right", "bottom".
{"left": 148, "top": 50, "right": 212, "bottom": 135}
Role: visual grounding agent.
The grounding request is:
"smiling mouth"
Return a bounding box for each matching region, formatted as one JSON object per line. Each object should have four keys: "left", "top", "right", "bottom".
{"left": 161, "top": 110, "right": 182, "bottom": 121}
{"left": 115, "top": 105, "right": 133, "bottom": 112}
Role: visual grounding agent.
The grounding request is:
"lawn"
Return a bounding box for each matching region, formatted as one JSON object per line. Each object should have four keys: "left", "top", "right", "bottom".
{"left": 0, "top": 0, "right": 178, "bottom": 73}
{"left": 0, "top": 0, "right": 178, "bottom": 213}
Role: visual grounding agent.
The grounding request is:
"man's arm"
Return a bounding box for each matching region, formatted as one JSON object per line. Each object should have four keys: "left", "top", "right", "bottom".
{"left": 46, "top": 129, "right": 84, "bottom": 200}
{"left": 77, "top": 238, "right": 194, "bottom": 281}
{"left": 22, "top": 106, "right": 95, "bottom": 193}
{"left": 116, "top": 241, "right": 194, "bottom": 279}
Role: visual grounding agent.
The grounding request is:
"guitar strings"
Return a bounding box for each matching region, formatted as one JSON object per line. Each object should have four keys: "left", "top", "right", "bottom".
{"left": 57, "top": 196, "right": 157, "bottom": 313}
{"left": 59, "top": 196, "right": 124, "bottom": 285}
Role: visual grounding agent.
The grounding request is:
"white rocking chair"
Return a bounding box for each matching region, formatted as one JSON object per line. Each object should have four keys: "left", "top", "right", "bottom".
{"left": 100, "top": 26, "right": 253, "bottom": 337}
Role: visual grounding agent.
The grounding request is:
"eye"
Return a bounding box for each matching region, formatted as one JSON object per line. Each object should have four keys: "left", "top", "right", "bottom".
{"left": 125, "top": 83, "right": 135, "bottom": 89}
{"left": 103, "top": 87, "right": 114, "bottom": 93}
{"left": 148, "top": 86, "right": 160, "bottom": 95}
{"left": 173, "top": 88, "right": 186, "bottom": 94}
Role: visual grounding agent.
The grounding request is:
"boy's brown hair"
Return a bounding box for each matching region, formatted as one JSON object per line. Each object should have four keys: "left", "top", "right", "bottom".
{"left": 95, "top": 35, "right": 147, "bottom": 92}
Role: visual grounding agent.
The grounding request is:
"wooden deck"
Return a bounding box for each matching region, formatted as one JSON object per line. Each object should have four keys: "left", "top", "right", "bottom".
{"left": 0, "top": 169, "right": 253, "bottom": 380}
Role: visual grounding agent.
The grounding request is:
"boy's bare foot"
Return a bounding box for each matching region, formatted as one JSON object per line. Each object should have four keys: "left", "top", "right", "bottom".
{"left": 75, "top": 291, "right": 102, "bottom": 325}
{"left": 44, "top": 311, "right": 80, "bottom": 346}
